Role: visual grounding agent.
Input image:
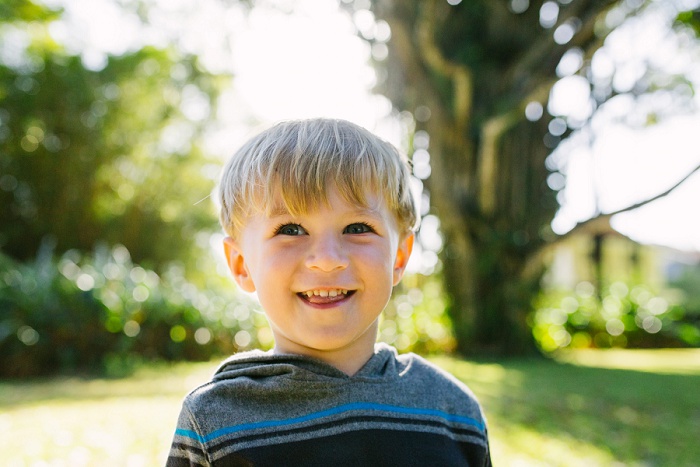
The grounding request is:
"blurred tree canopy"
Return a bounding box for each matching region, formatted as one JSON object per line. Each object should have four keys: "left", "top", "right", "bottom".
{"left": 0, "top": 0, "right": 59, "bottom": 22}
{"left": 0, "top": 0, "right": 226, "bottom": 272}
{"left": 355, "top": 0, "right": 700, "bottom": 355}
{"left": 0, "top": 0, "right": 248, "bottom": 376}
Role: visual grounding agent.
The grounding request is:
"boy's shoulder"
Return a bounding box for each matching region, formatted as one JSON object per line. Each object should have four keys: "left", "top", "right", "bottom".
{"left": 392, "top": 345, "right": 464, "bottom": 385}
{"left": 383, "top": 345, "right": 482, "bottom": 409}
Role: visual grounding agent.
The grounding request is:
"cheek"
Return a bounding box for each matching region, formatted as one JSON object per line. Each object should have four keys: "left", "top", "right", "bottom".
{"left": 249, "top": 246, "right": 298, "bottom": 285}
{"left": 354, "top": 244, "right": 395, "bottom": 280}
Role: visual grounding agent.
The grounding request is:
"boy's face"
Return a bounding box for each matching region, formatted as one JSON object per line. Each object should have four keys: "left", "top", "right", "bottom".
{"left": 223, "top": 184, "right": 413, "bottom": 368}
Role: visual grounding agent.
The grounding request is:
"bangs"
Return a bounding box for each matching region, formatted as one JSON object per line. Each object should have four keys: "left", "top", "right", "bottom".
{"left": 220, "top": 119, "right": 417, "bottom": 235}
{"left": 262, "top": 140, "right": 388, "bottom": 217}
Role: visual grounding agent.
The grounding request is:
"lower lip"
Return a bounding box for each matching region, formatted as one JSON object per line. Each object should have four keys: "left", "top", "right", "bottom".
{"left": 297, "top": 292, "right": 355, "bottom": 309}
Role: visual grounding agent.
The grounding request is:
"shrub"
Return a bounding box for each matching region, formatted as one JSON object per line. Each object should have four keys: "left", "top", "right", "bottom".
{"left": 379, "top": 274, "right": 456, "bottom": 355}
{"left": 0, "top": 242, "right": 268, "bottom": 377}
{"left": 530, "top": 281, "right": 700, "bottom": 353}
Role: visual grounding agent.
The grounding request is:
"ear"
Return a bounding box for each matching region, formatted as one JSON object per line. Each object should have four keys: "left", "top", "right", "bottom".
{"left": 223, "top": 237, "right": 256, "bottom": 293}
{"left": 393, "top": 232, "right": 414, "bottom": 286}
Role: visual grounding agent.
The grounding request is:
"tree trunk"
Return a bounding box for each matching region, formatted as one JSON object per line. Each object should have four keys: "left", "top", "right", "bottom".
{"left": 431, "top": 117, "right": 552, "bottom": 356}
{"left": 442, "top": 237, "right": 540, "bottom": 356}
{"left": 366, "top": 0, "right": 564, "bottom": 356}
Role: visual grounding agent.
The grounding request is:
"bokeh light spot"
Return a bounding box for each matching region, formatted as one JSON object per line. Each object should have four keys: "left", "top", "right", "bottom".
{"left": 17, "top": 326, "right": 39, "bottom": 346}
{"left": 194, "top": 327, "right": 212, "bottom": 345}
{"left": 123, "top": 320, "right": 141, "bottom": 337}
{"left": 234, "top": 330, "right": 252, "bottom": 348}
{"left": 170, "top": 325, "right": 187, "bottom": 343}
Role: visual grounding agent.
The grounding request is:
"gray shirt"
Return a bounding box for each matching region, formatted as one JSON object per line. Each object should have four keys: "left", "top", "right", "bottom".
{"left": 168, "top": 343, "right": 491, "bottom": 466}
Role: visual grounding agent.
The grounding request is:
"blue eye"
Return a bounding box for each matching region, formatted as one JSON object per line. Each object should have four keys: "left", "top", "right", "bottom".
{"left": 344, "top": 223, "right": 374, "bottom": 234}
{"left": 276, "top": 224, "right": 306, "bottom": 236}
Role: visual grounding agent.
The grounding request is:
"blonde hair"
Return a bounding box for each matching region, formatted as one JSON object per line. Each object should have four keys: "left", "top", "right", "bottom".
{"left": 219, "top": 118, "right": 418, "bottom": 237}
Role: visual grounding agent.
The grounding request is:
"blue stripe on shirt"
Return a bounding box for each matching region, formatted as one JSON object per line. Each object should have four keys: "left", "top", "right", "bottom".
{"left": 176, "top": 402, "right": 485, "bottom": 444}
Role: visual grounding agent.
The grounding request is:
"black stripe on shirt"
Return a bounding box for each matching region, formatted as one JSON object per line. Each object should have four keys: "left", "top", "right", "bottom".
{"left": 215, "top": 428, "right": 491, "bottom": 467}
{"left": 209, "top": 414, "right": 486, "bottom": 458}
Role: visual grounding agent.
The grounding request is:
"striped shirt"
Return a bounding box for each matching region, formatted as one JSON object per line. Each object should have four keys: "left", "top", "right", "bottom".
{"left": 167, "top": 343, "right": 491, "bottom": 466}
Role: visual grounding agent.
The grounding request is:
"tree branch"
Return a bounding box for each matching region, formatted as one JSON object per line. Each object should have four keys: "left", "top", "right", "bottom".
{"left": 521, "top": 162, "right": 700, "bottom": 280}
{"left": 477, "top": 80, "right": 553, "bottom": 214}
{"left": 416, "top": 0, "right": 473, "bottom": 133}
{"left": 381, "top": 6, "right": 445, "bottom": 122}
{"left": 564, "top": 161, "right": 700, "bottom": 240}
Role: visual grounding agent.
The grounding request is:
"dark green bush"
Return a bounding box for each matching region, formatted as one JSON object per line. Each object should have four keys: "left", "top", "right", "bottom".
{"left": 0, "top": 242, "right": 268, "bottom": 377}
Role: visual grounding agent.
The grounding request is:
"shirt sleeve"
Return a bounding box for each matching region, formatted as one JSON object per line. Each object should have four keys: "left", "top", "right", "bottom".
{"left": 166, "top": 402, "right": 210, "bottom": 467}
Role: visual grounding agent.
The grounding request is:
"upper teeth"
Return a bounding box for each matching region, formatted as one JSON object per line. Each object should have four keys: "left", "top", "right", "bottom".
{"left": 304, "top": 289, "right": 348, "bottom": 298}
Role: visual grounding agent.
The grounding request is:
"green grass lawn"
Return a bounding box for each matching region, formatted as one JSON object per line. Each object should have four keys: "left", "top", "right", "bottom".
{"left": 434, "top": 349, "right": 700, "bottom": 466}
{"left": 1, "top": 349, "right": 698, "bottom": 466}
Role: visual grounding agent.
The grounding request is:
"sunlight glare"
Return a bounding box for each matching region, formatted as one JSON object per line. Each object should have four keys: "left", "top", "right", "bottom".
{"left": 231, "top": 3, "right": 385, "bottom": 128}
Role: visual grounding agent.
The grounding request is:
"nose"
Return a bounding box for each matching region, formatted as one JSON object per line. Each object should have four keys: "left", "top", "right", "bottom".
{"left": 305, "top": 234, "right": 349, "bottom": 272}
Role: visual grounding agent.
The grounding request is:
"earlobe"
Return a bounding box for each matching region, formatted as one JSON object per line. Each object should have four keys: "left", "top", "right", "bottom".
{"left": 393, "top": 232, "right": 414, "bottom": 286}
{"left": 223, "top": 237, "right": 256, "bottom": 293}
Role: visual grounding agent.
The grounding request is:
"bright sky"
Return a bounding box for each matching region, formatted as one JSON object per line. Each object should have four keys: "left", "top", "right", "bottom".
{"left": 36, "top": 0, "right": 700, "bottom": 253}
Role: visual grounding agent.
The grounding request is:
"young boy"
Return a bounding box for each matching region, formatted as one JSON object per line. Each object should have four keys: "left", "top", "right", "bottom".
{"left": 167, "top": 118, "right": 491, "bottom": 466}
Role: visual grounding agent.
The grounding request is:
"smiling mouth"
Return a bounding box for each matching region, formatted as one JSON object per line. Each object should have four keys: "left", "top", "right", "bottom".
{"left": 297, "top": 289, "right": 356, "bottom": 305}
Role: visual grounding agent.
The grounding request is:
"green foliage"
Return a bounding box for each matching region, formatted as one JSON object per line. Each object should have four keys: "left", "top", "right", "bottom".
{"left": 0, "top": 10, "right": 226, "bottom": 272}
{"left": 530, "top": 281, "right": 699, "bottom": 353}
{"left": 0, "top": 0, "right": 61, "bottom": 23}
{"left": 379, "top": 274, "right": 456, "bottom": 354}
{"left": 669, "top": 262, "right": 700, "bottom": 314}
{"left": 0, "top": 243, "right": 269, "bottom": 377}
{"left": 676, "top": 8, "right": 700, "bottom": 36}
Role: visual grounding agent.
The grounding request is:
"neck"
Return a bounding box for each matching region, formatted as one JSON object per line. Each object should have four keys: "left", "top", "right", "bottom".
{"left": 273, "top": 339, "right": 376, "bottom": 376}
